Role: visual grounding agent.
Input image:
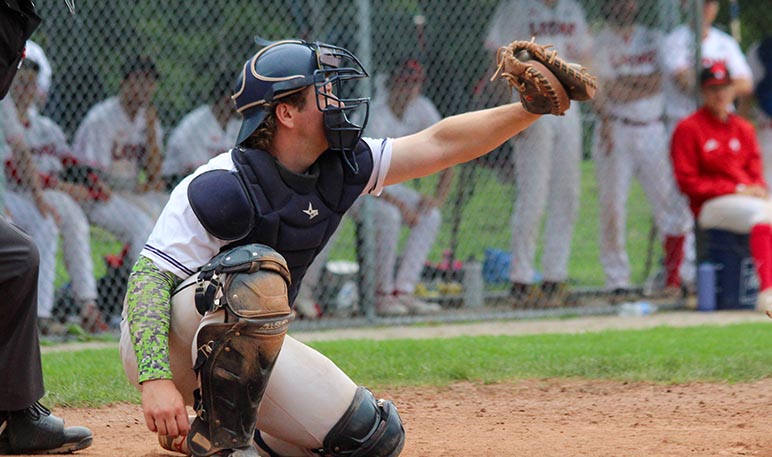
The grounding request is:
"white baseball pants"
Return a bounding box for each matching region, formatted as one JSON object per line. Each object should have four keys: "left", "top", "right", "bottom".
{"left": 592, "top": 119, "right": 692, "bottom": 289}
{"left": 5, "top": 189, "right": 98, "bottom": 317}
{"left": 509, "top": 109, "right": 581, "bottom": 284}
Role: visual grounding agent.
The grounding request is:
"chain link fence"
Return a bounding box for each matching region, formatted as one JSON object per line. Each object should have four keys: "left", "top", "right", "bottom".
{"left": 4, "top": 0, "right": 770, "bottom": 330}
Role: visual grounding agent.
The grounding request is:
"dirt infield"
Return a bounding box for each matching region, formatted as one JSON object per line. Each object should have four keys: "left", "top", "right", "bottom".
{"left": 46, "top": 379, "right": 772, "bottom": 456}
{"left": 34, "top": 311, "right": 772, "bottom": 456}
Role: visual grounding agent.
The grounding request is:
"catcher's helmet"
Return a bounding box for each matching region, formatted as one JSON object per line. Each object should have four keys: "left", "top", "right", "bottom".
{"left": 233, "top": 39, "right": 370, "bottom": 171}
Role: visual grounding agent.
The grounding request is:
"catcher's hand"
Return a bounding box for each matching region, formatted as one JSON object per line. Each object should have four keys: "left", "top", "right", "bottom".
{"left": 491, "top": 38, "right": 597, "bottom": 115}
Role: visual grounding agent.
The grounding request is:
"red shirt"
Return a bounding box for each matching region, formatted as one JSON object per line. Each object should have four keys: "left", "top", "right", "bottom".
{"left": 670, "top": 107, "right": 766, "bottom": 216}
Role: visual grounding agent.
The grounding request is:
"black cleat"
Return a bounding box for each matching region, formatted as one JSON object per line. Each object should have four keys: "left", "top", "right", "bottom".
{"left": 0, "top": 402, "right": 92, "bottom": 454}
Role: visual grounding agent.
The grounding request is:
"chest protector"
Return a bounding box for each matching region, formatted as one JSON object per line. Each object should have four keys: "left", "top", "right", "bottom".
{"left": 188, "top": 140, "right": 375, "bottom": 304}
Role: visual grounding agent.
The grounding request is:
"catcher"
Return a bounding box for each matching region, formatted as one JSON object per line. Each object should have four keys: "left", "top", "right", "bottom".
{"left": 120, "top": 38, "right": 595, "bottom": 456}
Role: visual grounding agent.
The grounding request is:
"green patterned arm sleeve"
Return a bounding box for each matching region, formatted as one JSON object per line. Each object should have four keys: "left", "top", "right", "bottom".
{"left": 126, "top": 256, "right": 184, "bottom": 383}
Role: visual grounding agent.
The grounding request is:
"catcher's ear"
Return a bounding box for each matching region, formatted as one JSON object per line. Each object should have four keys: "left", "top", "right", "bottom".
{"left": 274, "top": 102, "right": 297, "bottom": 128}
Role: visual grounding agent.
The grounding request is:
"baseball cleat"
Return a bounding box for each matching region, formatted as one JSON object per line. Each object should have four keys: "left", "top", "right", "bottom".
{"left": 0, "top": 402, "right": 93, "bottom": 454}
{"left": 375, "top": 295, "right": 409, "bottom": 316}
{"left": 396, "top": 294, "right": 441, "bottom": 315}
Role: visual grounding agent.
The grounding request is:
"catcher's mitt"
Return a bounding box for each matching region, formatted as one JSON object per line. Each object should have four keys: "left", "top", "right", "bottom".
{"left": 491, "top": 38, "right": 597, "bottom": 115}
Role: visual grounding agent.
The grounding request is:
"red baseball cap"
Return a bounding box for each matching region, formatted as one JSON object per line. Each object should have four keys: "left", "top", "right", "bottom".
{"left": 391, "top": 59, "right": 425, "bottom": 84}
{"left": 700, "top": 62, "right": 731, "bottom": 88}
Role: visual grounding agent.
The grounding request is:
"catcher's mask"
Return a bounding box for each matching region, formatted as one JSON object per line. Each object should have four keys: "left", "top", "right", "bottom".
{"left": 233, "top": 39, "right": 370, "bottom": 173}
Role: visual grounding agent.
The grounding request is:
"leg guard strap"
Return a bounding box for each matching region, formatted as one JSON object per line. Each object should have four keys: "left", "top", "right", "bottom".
{"left": 187, "top": 313, "right": 292, "bottom": 457}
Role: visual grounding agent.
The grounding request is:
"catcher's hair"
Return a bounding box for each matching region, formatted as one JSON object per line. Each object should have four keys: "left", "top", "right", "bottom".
{"left": 242, "top": 88, "right": 308, "bottom": 151}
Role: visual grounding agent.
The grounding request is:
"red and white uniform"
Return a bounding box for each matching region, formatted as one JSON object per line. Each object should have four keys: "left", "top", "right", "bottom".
{"left": 661, "top": 25, "right": 752, "bottom": 285}
{"left": 163, "top": 105, "right": 240, "bottom": 179}
{"left": 673, "top": 105, "right": 772, "bottom": 301}
{"left": 4, "top": 106, "right": 99, "bottom": 316}
{"left": 671, "top": 107, "right": 769, "bottom": 230}
{"left": 73, "top": 96, "right": 168, "bottom": 217}
{"left": 0, "top": 98, "right": 57, "bottom": 318}
{"left": 72, "top": 97, "right": 158, "bottom": 261}
{"left": 358, "top": 94, "right": 443, "bottom": 296}
{"left": 662, "top": 25, "right": 753, "bottom": 127}
{"left": 592, "top": 24, "right": 692, "bottom": 289}
{"left": 485, "top": 0, "right": 591, "bottom": 284}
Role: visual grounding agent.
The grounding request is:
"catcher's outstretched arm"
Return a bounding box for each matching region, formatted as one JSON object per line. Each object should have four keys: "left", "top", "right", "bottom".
{"left": 385, "top": 103, "right": 540, "bottom": 185}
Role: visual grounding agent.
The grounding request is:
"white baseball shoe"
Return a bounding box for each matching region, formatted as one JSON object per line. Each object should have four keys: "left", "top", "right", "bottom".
{"left": 397, "top": 294, "right": 442, "bottom": 315}
{"left": 294, "top": 297, "right": 322, "bottom": 320}
{"left": 375, "top": 295, "right": 409, "bottom": 316}
{"left": 756, "top": 288, "right": 772, "bottom": 318}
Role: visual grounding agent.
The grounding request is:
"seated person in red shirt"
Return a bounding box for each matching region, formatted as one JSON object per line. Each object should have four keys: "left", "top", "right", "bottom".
{"left": 671, "top": 62, "right": 772, "bottom": 316}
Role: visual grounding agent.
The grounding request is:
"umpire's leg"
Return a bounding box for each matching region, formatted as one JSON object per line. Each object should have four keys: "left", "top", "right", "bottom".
{"left": 0, "top": 217, "right": 44, "bottom": 410}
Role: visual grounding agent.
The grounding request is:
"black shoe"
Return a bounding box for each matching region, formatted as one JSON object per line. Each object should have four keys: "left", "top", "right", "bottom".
{"left": 0, "top": 401, "right": 92, "bottom": 454}
{"left": 610, "top": 287, "right": 628, "bottom": 305}
{"left": 541, "top": 281, "right": 568, "bottom": 307}
{"left": 511, "top": 282, "right": 540, "bottom": 308}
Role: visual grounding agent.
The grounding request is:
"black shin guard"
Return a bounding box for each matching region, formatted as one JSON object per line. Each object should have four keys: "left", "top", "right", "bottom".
{"left": 187, "top": 314, "right": 291, "bottom": 457}
{"left": 320, "top": 386, "right": 405, "bottom": 457}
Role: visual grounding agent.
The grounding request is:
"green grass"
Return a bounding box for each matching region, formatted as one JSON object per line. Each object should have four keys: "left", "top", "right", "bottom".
{"left": 40, "top": 322, "right": 772, "bottom": 407}
{"left": 324, "top": 160, "right": 659, "bottom": 288}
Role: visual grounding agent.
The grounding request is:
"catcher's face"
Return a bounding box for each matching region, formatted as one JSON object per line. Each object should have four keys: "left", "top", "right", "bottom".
{"left": 295, "top": 85, "right": 331, "bottom": 153}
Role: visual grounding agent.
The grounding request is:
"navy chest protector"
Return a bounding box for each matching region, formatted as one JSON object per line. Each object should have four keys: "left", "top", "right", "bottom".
{"left": 187, "top": 140, "right": 375, "bottom": 304}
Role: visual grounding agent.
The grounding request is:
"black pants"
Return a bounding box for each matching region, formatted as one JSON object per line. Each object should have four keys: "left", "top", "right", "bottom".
{"left": 0, "top": 217, "right": 44, "bottom": 411}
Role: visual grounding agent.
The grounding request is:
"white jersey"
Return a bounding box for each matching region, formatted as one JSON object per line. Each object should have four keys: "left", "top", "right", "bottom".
{"left": 485, "top": 0, "right": 591, "bottom": 61}
{"left": 662, "top": 25, "right": 753, "bottom": 120}
{"left": 163, "top": 105, "right": 240, "bottom": 177}
{"left": 1, "top": 98, "right": 24, "bottom": 143}
{"left": 13, "top": 109, "right": 71, "bottom": 178}
{"left": 0, "top": 97, "right": 24, "bottom": 163}
{"left": 141, "top": 137, "right": 394, "bottom": 279}
{"left": 72, "top": 96, "right": 164, "bottom": 191}
{"left": 594, "top": 25, "right": 664, "bottom": 122}
{"left": 366, "top": 95, "right": 441, "bottom": 138}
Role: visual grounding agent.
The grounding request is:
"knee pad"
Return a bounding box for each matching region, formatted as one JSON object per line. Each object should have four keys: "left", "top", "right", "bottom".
{"left": 187, "top": 244, "right": 294, "bottom": 457}
{"left": 320, "top": 386, "right": 405, "bottom": 457}
{"left": 194, "top": 243, "right": 292, "bottom": 319}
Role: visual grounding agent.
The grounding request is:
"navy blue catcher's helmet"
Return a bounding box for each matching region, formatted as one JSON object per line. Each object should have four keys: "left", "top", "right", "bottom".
{"left": 232, "top": 39, "right": 370, "bottom": 172}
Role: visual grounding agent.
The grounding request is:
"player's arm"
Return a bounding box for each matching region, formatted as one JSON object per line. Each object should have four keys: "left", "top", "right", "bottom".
{"left": 605, "top": 74, "right": 661, "bottom": 102}
{"left": 672, "top": 67, "right": 693, "bottom": 93}
{"left": 432, "top": 168, "right": 454, "bottom": 206}
{"left": 126, "top": 256, "right": 191, "bottom": 437}
{"left": 744, "top": 124, "right": 767, "bottom": 191}
{"left": 385, "top": 103, "right": 540, "bottom": 186}
{"left": 732, "top": 77, "right": 753, "bottom": 97}
{"left": 141, "top": 105, "right": 165, "bottom": 192}
{"left": 126, "top": 256, "right": 182, "bottom": 383}
{"left": 7, "top": 136, "right": 57, "bottom": 218}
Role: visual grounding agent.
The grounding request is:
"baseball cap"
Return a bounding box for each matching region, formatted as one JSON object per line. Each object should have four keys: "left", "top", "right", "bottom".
{"left": 700, "top": 62, "right": 731, "bottom": 88}
{"left": 391, "top": 59, "right": 425, "bottom": 84}
{"left": 121, "top": 55, "right": 160, "bottom": 81}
